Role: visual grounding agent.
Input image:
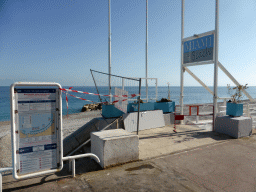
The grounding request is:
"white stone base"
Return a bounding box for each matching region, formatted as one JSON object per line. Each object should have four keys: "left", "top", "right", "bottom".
{"left": 91, "top": 129, "right": 139, "bottom": 168}
{"left": 215, "top": 116, "right": 252, "bottom": 138}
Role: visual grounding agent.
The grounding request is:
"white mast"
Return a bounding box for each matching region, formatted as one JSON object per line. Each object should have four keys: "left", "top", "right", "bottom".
{"left": 213, "top": 0, "right": 219, "bottom": 130}
{"left": 108, "top": 0, "right": 112, "bottom": 102}
{"left": 180, "top": 0, "right": 185, "bottom": 120}
{"left": 146, "top": 0, "right": 148, "bottom": 102}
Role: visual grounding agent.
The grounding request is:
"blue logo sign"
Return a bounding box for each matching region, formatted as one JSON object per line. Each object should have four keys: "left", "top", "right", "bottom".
{"left": 183, "top": 34, "right": 214, "bottom": 64}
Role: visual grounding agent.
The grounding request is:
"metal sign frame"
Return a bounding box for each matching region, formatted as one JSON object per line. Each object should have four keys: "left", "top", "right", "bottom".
{"left": 182, "top": 30, "right": 215, "bottom": 67}
{"left": 180, "top": 0, "right": 219, "bottom": 130}
{"left": 10, "top": 82, "right": 63, "bottom": 180}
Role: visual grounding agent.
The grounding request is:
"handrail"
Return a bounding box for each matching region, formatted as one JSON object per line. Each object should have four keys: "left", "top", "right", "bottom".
{"left": 0, "top": 167, "right": 13, "bottom": 192}
{"left": 62, "top": 153, "right": 100, "bottom": 178}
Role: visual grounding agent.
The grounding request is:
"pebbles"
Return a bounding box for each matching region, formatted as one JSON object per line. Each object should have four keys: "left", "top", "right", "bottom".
{"left": 0, "top": 111, "right": 102, "bottom": 168}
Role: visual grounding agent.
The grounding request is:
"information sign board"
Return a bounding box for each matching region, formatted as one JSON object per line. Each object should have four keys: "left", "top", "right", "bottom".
{"left": 183, "top": 31, "right": 215, "bottom": 65}
{"left": 10, "top": 82, "right": 63, "bottom": 179}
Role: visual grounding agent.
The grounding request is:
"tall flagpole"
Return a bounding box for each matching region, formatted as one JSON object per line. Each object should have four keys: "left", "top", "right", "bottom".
{"left": 180, "top": 0, "right": 185, "bottom": 120}
{"left": 213, "top": 0, "right": 219, "bottom": 130}
{"left": 146, "top": 0, "right": 148, "bottom": 102}
{"left": 108, "top": 0, "right": 112, "bottom": 103}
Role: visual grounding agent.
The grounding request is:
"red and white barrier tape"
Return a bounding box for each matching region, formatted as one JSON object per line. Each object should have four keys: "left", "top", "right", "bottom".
{"left": 60, "top": 88, "right": 139, "bottom": 98}
{"left": 62, "top": 87, "right": 138, "bottom": 116}
{"left": 67, "top": 93, "right": 128, "bottom": 104}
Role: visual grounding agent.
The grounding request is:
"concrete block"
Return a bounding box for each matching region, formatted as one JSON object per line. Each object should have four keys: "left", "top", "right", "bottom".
{"left": 215, "top": 116, "right": 252, "bottom": 138}
{"left": 91, "top": 129, "right": 139, "bottom": 168}
{"left": 123, "top": 110, "right": 165, "bottom": 132}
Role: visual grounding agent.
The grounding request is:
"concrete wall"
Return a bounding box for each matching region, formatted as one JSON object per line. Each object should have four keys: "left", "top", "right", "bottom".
{"left": 123, "top": 110, "right": 165, "bottom": 132}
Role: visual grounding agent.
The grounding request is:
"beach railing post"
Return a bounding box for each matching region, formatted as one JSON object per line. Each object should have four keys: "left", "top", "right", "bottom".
{"left": 0, "top": 173, "right": 2, "bottom": 192}
{"left": 72, "top": 159, "right": 75, "bottom": 178}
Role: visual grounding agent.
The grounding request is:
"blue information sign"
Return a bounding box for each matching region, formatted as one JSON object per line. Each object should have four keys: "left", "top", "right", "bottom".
{"left": 183, "top": 34, "right": 214, "bottom": 64}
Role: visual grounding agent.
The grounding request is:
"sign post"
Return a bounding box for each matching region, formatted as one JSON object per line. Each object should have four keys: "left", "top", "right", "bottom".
{"left": 180, "top": 0, "right": 219, "bottom": 130}
{"left": 10, "top": 82, "right": 63, "bottom": 179}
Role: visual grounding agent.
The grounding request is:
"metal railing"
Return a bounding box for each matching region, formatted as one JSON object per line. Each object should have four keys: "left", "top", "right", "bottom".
{"left": 63, "top": 154, "right": 100, "bottom": 178}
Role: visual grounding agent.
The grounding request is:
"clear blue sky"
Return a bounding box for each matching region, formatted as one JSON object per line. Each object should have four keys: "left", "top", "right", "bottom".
{"left": 1, "top": 0, "right": 256, "bottom": 87}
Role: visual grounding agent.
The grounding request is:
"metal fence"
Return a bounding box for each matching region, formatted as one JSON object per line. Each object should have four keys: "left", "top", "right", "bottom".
{"left": 90, "top": 69, "right": 142, "bottom": 134}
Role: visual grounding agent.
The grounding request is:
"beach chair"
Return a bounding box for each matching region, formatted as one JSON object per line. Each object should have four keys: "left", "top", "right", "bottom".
{"left": 173, "top": 114, "right": 184, "bottom": 133}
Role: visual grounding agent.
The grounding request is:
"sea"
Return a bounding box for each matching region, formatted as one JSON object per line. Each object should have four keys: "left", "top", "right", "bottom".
{"left": 1, "top": 86, "right": 256, "bottom": 122}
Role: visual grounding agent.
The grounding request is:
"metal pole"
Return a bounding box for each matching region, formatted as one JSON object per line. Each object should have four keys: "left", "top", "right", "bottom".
{"left": 213, "top": 0, "right": 219, "bottom": 131}
{"left": 146, "top": 0, "right": 148, "bottom": 102}
{"left": 218, "top": 61, "right": 254, "bottom": 102}
{"left": 122, "top": 78, "right": 125, "bottom": 90}
{"left": 108, "top": 0, "right": 112, "bottom": 103}
{"left": 137, "top": 79, "right": 142, "bottom": 135}
{"left": 167, "top": 82, "right": 171, "bottom": 100}
{"left": 184, "top": 67, "right": 214, "bottom": 95}
{"left": 155, "top": 78, "right": 158, "bottom": 102}
{"left": 72, "top": 159, "right": 75, "bottom": 178}
{"left": 90, "top": 69, "right": 102, "bottom": 102}
{"left": 0, "top": 173, "right": 2, "bottom": 192}
{"left": 180, "top": 0, "right": 185, "bottom": 123}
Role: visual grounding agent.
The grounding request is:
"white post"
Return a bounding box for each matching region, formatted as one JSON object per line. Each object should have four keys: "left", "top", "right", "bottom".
{"left": 72, "top": 159, "right": 75, "bottom": 178}
{"left": 180, "top": 0, "right": 185, "bottom": 123}
{"left": 0, "top": 173, "right": 2, "bottom": 192}
{"left": 213, "top": 0, "right": 219, "bottom": 131}
{"left": 108, "top": 0, "right": 112, "bottom": 103}
{"left": 146, "top": 0, "right": 148, "bottom": 102}
{"left": 155, "top": 78, "right": 158, "bottom": 101}
{"left": 122, "top": 78, "right": 124, "bottom": 90}
{"left": 196, "top": 116, "right": 199, "bottom": 124}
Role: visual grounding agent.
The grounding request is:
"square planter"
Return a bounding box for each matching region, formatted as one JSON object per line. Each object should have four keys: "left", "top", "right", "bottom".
{"left": 154, "top": 101, "right": 175, "bottom": 113}
{"left": 226, "top": 102, "right": 243, "bottom": 117}
{"left": 102, "top": 104, "right": 125, "bottom": 118}
{"left": 127, "top": 102, "right": 155, "bottom": 113}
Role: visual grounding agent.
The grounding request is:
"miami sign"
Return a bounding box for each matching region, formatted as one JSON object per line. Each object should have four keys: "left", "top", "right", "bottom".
{"left": 183, "top": 31, "right": 215, "bottom": 65}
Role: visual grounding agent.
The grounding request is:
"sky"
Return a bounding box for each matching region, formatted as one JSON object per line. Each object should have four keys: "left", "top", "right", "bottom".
{"left": 1, "top": 0, "right": 256, "bottom": 87}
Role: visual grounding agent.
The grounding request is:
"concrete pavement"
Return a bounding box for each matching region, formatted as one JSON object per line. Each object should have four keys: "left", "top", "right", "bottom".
{"left": 2, "top": 125, "right": 256, "bottom": 191}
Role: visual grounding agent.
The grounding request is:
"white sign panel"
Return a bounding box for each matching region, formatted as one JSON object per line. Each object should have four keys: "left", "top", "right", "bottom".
{"left": 11, "top": 83, "right": 62, "bottom": 179}
{"left": 182, "top": 30, "right": 215, "bottom": 66}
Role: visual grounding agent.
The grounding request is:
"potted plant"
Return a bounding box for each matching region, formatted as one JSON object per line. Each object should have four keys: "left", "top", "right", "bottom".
{"left": 154, "top": 98, "right": 175, "bottom": 113}
{"left": 127, "top": 99, "right": 155, "bottom": 113}
{"left": 102, "top": 102, "right": 125, "bottom": 118}
{"left": 226, "top": 84, "right": 248, "bottom": 117}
